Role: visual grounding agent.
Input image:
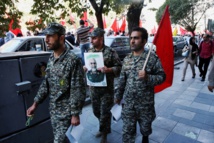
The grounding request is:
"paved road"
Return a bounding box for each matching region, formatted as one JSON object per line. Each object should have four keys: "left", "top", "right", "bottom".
{"left": 79, "top": 59, "right": 214, "bottom": 143}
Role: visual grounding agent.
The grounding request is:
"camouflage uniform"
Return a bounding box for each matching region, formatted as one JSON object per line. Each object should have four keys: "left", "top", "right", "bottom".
{"left": 115, "top": 51, "right": 166, "bottom": 143}
{"left": 88, "top": 45, "right": 122, "bottom": 134}
{"left": 34, "top": 48, "right": 86, "bottom": 143}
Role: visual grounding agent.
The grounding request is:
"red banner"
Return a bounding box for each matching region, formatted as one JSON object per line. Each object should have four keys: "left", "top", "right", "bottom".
{"left": 151, "top": 26, "right": 157, "bottom": 34}
{"left": 179, "top": 26, "right": 187, "bottom": 35}
{"left": 139, "top": 20, "right": 142, "bottom": 27}
{"left": 81, "top": 11, "right": 88, "bottom": 26}
{"left": 111, "top": 18, "right": 119, "bottom": 32}
{"left": 153, "top": 5, "right": 174, "bottom": 93}
{"left": 103, "top": 15, "right": 107, "bottom": 29}
{"left": 9, "top": 19, "right": 22, "bottom": 36}
{"left": 120, "top": 17, "right": 126, "bottom": 32}
{"left": 60, "top": 18, "right": 66, "bottom": 26}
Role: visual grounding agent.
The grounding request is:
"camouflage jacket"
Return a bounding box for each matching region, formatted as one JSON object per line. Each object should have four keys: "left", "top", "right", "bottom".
{"left": 34, "top": 48, "right": 86, "bottom": 116}
{"left": 115, "top": 50, "right": 166, "bottom": 106}
{"left": 88, "top": 45, "right": 122, "bottom": 92}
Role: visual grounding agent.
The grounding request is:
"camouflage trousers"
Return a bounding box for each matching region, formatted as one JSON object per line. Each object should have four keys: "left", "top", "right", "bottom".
{"left": 50, "top": 115, "right": 70, "bottom": 143}
{"left": 90, "top": 88, "right": 114, "bottom": 134}
{"left": 122, "top": 104, "right": 156, "bottom": 143}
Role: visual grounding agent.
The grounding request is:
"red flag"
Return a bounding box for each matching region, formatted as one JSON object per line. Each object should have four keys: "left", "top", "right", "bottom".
{"left": 139, "top": 20, "right": 142, "bottom": 27}
{"left": 179, "top": 26, "right": 187, "bottom": 35}
{"left": 153, "top": 5, "right": 174, "bottom": 93}
{"left": 151, "top": 26, "right": 157, "bottom": 34}
{"left": 27, "top": 18, "right": 34, "bottom": 25}
{"left": 60, "top": 18, "right": 66, "bottom": 26}
{"left": 81, "top": 11, "right": 88, "bottom": 26}
{"left": 111, "top": 18, "right": 119, "bottom": 32}
{"left": 70, "top": 13, "right": 75, "bottom": 22}
{"left": 9, "top": 19, "right": 14, "bottom": 30}
{"left": 9, "top": 19, "right": 22, "bottom": 36}
{"left": 120, "top": 17, "right": 126, "bottom": 32}
{"left": 103, "top": 15, "right": 107, "bottom": 29}
{"left": 70, "top": 13, "right": 77, "bottom": 28}
{"left": 38, "top": 18, "right": 42, "bottom": 24}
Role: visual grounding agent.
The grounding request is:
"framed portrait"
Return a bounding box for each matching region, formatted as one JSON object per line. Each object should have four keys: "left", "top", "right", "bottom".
{"left": 84, "top": 52, "right": 107, "bottom": 87}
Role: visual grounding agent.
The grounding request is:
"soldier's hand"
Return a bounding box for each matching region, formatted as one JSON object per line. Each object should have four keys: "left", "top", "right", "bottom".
{"left": 208, "top": 86, "right": 214, "bottom": 92}
{"left": 114, "top": 99, "right": 121, "bottom": 105}
{"left": 138, "top": 70, "right": 147, "bottom": 79}
{"left": 71, "top": 115, "right": 80, "bottom": 126}
{"left": 26, "top": 102, "right": 38, "bottom": 117}
{"left": 83, "top": 66, "right": 88, "bottom": 72}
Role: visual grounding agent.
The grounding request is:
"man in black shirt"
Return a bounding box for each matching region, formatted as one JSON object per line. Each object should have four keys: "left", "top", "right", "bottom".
{"left": 65, "top": 32, "right": 75, "bottom": 46}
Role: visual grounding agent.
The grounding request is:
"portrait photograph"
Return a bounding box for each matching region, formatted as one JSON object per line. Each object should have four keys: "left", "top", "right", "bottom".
{"left": 84, "top": 52, "right": 107, "bottom": 87}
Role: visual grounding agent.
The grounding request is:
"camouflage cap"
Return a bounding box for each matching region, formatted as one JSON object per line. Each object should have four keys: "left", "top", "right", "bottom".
{"left": 88, "top": 28, "right": 105, "bottom": 37}
{"left": 42, "top": 22, "right": 65, "bottom": 35}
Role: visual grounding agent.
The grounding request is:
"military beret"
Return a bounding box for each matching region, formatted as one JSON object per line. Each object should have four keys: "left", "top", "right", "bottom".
{"left": 42, "top": 22, "right": 65, "bottom": 35}
{"left": 88, "top": 27, "right": 105, "bottom": 37}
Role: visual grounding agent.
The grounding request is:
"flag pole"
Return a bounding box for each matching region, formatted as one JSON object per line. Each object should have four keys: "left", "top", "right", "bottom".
{"left": 142, "top": 44, "right": 153, "bottom": 71}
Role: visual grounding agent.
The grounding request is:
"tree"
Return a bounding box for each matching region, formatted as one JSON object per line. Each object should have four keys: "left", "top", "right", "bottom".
{"left": 156, "top": 0, "right": 211, "bottom": 36}
{"left": 0, "top": 0, "right": 147, "bottom": 35}
{"left": 127, "top": 1, "right": 145, "bottom": 34}
{"left": 30, "top": 0, "right": 123, "bottom": 29}
{"left": 0, "top": 0, "right": 23, "bottom": 37}
{"left": 30, "top": 0, "right": 147, "bottom": 33}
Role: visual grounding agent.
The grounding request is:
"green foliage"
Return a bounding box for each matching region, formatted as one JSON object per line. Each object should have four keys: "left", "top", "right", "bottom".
{"left": 0, "top": 0, "right": 146, "bottom": 36}
{"left": 156, "top": 0, "right": 211, "bottom": 34}
{"left": 155, "top": 0, "right": 168, "bottom": 24}
{"left": 0, "top": 0, "right": 23, "bottom": 37}
{"left": 28, "top": 0, "right": 131, "bottom": 28}
{"left": 30, "top": 0, "right": 121, "bottom": 22}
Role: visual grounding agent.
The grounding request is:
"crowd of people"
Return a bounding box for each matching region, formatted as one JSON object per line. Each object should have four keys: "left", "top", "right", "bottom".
{"left": 1, "top": 20, "right": 213, "bottom": 143}
{"left": 25, "top": 22, "right": 168, "bottom": 143}
{"left": 181, "top": 33, "right": 214, "bottom": 82}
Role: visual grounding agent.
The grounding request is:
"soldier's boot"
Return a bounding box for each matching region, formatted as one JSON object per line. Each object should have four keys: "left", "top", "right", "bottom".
{"left": 142, "top": 136, "right": 149, "bottom": 143}
{"left": 100, "top": 134, "right": 107, "bottom": 143}
{"left": 95, "top": 131, "right": 103, "bottom": 138}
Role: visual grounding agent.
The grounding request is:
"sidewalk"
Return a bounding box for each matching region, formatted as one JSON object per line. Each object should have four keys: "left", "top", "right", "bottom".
{"left": 78, "top": 61, "right": 214, "bottom": 143}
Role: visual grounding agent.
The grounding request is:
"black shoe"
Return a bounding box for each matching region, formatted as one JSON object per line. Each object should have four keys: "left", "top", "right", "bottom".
{"left": 181, "top": 79, "right": 184, "bottom": 81}
{"left": 142, "top": 136, "right": 149, "bottom": 143}
{"left": 100, "top": 134, "right": 107, "bottom": 143}
{"left": 201, "top": 78, "right": 205, "bottom": 82}
{"left": 192, "top": 74, "right": 196, "bottom": 78}
{"left": 199, "top": 73, "right": 202, "bottom": 77}
{"left": 95, "top": 131, "right": 102, "bottom": 138}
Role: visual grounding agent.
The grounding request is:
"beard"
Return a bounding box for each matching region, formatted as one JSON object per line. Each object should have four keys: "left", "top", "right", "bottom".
{"left": 47, "top": 39, "right": 61, "bottom": 51}
{"left": 130, "top": 45, "right": 142, "bottom": 52}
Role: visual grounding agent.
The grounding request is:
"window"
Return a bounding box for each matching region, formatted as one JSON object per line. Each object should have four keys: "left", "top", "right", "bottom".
{"left": 112, "top": 38, "right": 122, "bottom": 47}
{"left": 18, "top": 39, "right": 43, "bottom": 51}
{"left": 121, "top": 38, "right": 130, "bottom": 46}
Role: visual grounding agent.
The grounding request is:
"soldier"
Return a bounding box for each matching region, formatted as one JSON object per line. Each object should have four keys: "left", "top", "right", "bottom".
{"left": 26, "top": 22, "right": 86, "bottom": 143}
{"left": 115, "top": 27, "right": 166, "bottom": 143}
{"left": 87, "top": 58, "right": 104, "bottom": 83}
{"left": 83, "top": 28, "right": 122, "bottom": 143}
